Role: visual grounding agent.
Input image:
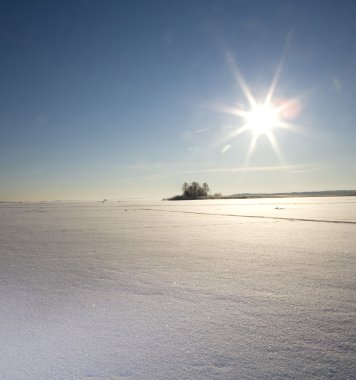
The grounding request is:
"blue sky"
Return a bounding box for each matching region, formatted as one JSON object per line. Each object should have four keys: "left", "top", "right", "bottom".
{"left": 1, "top": 0, "right": 356, "bottom": 200}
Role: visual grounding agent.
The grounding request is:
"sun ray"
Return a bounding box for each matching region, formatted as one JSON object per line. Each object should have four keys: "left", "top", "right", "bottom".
{"left": 226, "top": 53, "right": 256, "bottom": 109}
{"left": 215, "top": 124, "right": 250, "bottom": 151}
{"left": 245, "top": 132, "right": 259, "bottom": 163}
{"left": 213, "top": 104, "right": 250, "bottom": 119}
{"left": 264, "top": 56, "right": 285, "bottom": 106}
{"left": 265, "top": 131, "right": 284, "bottom": 162}
{"left": 229, "top": 124, "right": 250, "bottom": 138}
{"left": 275, "top": 121, "right": 307, "bottom": 135}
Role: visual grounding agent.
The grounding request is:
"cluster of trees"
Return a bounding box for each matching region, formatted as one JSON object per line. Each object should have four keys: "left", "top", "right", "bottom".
{"left": 182, "top": 182, "right": 210, "bottom": 199}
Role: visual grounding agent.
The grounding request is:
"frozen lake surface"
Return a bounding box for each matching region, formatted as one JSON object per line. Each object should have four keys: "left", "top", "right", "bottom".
{"left": 1, "top": 197, "right": 355, "bottom": 379}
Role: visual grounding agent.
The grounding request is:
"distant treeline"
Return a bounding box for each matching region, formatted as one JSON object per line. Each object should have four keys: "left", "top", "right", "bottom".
{"left": 224, "top": 190, "right": 356, "bottom": 199}
{"left": 166, "top": 187, "right": 356, "bottom": 201}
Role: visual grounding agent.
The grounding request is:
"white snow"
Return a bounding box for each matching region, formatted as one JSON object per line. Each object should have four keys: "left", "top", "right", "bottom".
{"left": 0, "top": 197, "right": 355, "bottom": 379}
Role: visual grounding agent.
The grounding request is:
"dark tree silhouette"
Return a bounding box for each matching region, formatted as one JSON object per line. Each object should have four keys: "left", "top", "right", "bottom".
{"left": 182, "top": 182, "right": 188, "bottom": 194}
{"left": 202, "top": 182, "right": 210, "bottom": 195}
{"left": 182, "top": 182, "right": 209, "bottom": 199}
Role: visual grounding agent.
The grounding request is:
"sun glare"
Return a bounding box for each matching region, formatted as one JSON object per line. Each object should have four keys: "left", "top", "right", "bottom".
{"left": 216, "top": 53, "right": 301, "bottom": 163}
{"left": 245, "top": 104, "right": 279, "bottom": 136}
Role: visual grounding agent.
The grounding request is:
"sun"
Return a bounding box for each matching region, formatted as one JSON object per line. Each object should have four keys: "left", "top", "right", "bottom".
{"left": 245, "top": 103, "right": 279, "bottom": 136}
{"left": 214, "top": 54, "right": 301, "bottom": 162}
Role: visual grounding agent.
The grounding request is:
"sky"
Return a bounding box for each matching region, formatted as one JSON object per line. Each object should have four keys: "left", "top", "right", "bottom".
{"left": 1, "top": 0, "right": 356, "bottom": 200}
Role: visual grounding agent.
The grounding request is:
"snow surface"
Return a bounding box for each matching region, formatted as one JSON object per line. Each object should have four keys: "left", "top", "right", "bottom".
{"left": 0, "top": 197, "right": 355, "bottom": 379}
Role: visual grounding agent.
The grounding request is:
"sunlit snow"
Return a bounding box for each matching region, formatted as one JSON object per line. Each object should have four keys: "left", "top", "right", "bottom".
{"left": 0, "top": 198, "right": 355, "bottom": 379}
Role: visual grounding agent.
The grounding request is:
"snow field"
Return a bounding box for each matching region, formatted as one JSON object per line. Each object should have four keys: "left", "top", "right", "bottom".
{"left": 0, "top": 199, "right": 355, "bottom": 379}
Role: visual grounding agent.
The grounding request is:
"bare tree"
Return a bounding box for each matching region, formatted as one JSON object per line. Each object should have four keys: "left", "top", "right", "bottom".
{"left": 190, "top": 182, "right": 199, "bottom": 199}
{"left": 182, "top": 182, "right": 189, "bottom": 195}
{"left": 202, "top": 182, "right": 210, "bottom": 196}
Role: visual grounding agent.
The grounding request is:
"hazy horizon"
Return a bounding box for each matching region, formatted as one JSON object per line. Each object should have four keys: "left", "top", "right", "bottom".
{"left": 2, "top": 188, "right": 356, "bottom": 203}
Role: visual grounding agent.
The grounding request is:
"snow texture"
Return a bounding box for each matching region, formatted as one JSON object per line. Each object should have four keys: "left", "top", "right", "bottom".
{"left": 0, "top": 197, "right": 355, "bottom": 379}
